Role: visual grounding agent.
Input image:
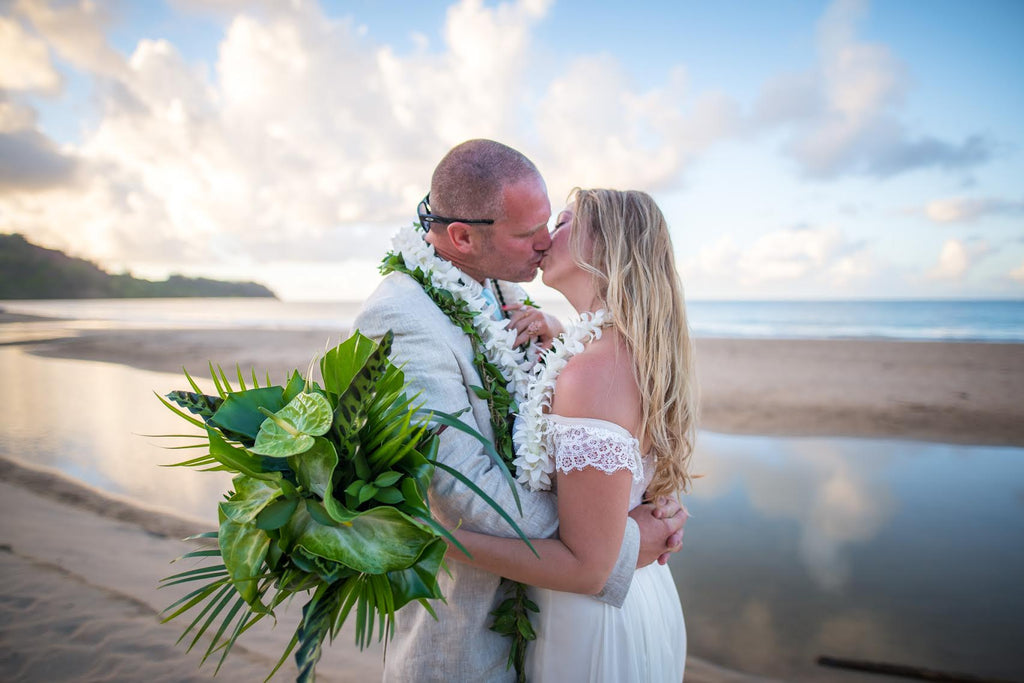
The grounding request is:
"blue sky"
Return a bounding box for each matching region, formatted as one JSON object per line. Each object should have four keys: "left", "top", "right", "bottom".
{"left": 1, "top": 0, "right": 1022, "bottom": 300}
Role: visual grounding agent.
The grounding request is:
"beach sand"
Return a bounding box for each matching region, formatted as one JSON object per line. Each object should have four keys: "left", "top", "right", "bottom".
{"left": 4, "top": 320, "right": 1022, "bottom": 682}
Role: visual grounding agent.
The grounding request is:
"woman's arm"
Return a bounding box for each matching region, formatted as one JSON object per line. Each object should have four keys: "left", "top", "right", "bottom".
{"left": 447, "top": 344, "right": 640, "bottom": 594}
{"left": 449, "top": 466, "right": 632, "bottom": 594}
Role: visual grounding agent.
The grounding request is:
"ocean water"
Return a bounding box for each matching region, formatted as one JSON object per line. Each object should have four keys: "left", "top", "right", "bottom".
{"left": 2, "top": 297, "right": 1023, "bottom": 343}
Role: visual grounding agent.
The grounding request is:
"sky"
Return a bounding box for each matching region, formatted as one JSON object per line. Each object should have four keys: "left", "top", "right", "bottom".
{"left": 1, "top": 0, "right": 1022, "bottom": 301}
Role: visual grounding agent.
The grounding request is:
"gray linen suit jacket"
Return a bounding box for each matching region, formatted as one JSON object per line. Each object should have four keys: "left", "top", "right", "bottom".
{"left": 353, "top": 272, "right": 640, "bottom": 683}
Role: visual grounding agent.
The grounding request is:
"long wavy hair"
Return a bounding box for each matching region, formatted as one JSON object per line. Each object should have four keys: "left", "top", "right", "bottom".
{"left": 568, "top": 188, "right": 698, "bottom": 497}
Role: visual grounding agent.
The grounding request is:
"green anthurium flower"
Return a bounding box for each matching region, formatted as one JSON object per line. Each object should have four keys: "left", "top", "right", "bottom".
{"left": 251, "top": 391, "right": 333, "bottom": 457}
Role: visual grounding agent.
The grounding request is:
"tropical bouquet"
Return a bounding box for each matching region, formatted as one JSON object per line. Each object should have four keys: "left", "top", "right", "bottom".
{"left": 157, "top": 330, "right": 530, "bottom": 681}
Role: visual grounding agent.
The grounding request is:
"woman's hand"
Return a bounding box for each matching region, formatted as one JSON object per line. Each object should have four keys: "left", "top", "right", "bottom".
{"left": 505, "top": 303, "right": 564, "bottom": 348}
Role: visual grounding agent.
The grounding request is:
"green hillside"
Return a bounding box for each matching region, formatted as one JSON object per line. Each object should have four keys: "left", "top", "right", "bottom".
{"left": 0, "top": 233, "right": 276, "bottom": 299}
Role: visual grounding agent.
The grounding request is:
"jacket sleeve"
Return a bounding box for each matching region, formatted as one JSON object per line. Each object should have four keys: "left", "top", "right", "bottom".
{"left": 354, "top": 275, "right": 637, "bottom": 605}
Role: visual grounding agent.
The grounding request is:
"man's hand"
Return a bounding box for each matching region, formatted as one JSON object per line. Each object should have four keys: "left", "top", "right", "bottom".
{"left": 629, "top": 496, "right": 688, "bottom": 568}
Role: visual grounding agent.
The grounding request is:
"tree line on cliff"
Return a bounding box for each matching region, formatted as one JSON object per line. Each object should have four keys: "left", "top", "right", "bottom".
{"left": 0, "top": 233, "right": 276, "bottom": 299}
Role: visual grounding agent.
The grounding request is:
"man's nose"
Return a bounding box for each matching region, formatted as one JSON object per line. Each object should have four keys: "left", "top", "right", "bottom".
{"left": 536, "top": 227, "right": 552, "bottom": 251}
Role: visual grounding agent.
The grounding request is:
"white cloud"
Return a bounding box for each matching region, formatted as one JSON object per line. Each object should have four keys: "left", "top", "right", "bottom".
{"left": 924, "top": 196, "right": 1024, "bottom": 224}
{"left": 1010, "top": 259, "right": 1024, "bottom": 283}
{"left": 684, "top": 225, "right": 872, "bottom": 295}
{"left": 13, "top": 0, "right": 128, "bottom": 80}
{"left": 926, "top": 238, "right": 993, "bottom": 280}
{"left": 0, "top": 0, "right": 742, "bottom": 297}
{"left": 0, "top": 15, "right": 61, "bottom": 92}
{"left": 752, "top": 0, "right": 992, "bottom": 179}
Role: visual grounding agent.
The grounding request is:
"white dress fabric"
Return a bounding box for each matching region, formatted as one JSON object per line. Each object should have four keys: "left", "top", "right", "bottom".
{"left": 526, "top": 415, "right": 687, "bottom": 682}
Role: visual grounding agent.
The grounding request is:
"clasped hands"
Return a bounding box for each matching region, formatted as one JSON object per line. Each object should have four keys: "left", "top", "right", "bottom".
{"left": 631, "top": 496, "right": 688, "bottom": 568}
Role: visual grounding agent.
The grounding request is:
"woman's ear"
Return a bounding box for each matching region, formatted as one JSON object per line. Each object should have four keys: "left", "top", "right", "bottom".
{"left": 447, "top": 222, "right": 476, "bottom": 254}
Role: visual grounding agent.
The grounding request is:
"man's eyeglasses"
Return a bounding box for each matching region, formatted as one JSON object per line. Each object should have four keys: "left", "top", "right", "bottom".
{"left": 417, "top": 194, "right": 495, "bottom": 230}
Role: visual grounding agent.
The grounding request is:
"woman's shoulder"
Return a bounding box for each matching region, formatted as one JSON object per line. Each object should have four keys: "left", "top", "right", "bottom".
{"left": 551, "top": 333, "right": 640, "bottom": 428}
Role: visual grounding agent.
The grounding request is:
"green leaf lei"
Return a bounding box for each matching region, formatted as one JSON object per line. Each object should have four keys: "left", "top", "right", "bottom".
{"left": 380, "top": 250, "right": 538, "bottom": 681}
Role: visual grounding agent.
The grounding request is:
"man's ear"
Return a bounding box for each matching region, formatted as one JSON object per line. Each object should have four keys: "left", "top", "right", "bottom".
{"left": 447, "top": 222, "right": 476, "bottom": 254}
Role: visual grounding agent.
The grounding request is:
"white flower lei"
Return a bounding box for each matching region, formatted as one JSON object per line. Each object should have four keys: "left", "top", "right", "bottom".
{"left": 511, "top": 309, "right": 612, "bottom": 491}
{"left": 390, "top": 224, "right": 541, "bottom": 406}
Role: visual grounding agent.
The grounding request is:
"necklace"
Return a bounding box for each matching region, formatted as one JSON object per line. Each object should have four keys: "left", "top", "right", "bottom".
{"left": 512, "top": 309, "right": 613, "bottom": 491}
{"left": 380, "top": 224, "right": 540, "bottom": 464}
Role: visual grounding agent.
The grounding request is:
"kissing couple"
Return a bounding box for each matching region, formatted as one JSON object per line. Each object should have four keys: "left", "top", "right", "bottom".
{"left": 355, "top": 139, "right": 696, "bottom": 682}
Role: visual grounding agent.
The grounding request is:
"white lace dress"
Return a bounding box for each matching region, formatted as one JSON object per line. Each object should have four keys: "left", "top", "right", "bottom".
{"left": 525, "top": 414, "right": 687, "bottom": 682}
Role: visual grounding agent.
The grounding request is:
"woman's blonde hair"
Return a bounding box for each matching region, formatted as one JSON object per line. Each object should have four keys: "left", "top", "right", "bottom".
{"left": 568, "top": 188, "right": 698, "bottom": 497}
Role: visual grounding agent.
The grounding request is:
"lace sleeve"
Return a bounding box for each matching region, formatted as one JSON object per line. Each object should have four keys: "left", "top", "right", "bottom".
{"left": 547, "top": 420, "right": 644, "bottom": 483}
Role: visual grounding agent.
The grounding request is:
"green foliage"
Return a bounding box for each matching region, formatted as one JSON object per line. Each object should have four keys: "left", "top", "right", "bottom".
{"left": 0, "top": 233, "right": 277, "bottom": 299}
{"left": 491, "top": 578, "right": 540, "bottom": 682}
{"left": 158, "top": 331, "right": 527, "bottom": 682}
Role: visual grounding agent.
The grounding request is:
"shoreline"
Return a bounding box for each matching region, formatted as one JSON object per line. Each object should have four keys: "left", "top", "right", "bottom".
{"left": 11, "top": 325, "right": 1024, "bottom": 447}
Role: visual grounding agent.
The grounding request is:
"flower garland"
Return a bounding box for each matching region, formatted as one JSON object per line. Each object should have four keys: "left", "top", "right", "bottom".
{"left": 379, "top": 223, "right": 543, "bottom": 682}
{"left": 512, "top": 309, "right": 613, "bottom": 491}
{"left": 382, "top": 223, "right": 539, "bottom": 423}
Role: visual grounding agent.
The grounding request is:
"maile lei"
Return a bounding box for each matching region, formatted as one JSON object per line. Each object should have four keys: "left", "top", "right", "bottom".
{"left": 511, "top": 309, "right": 612, "bottom": 492}
{"left": 379, "top": 223, "right": 542, "bottom": 681}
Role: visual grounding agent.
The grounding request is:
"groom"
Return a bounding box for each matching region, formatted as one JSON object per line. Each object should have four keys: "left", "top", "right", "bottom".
{"left": 354, "top": 139, "right": 686, "bottom": 682}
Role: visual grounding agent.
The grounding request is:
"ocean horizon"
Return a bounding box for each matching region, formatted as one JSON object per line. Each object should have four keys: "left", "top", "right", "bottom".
{"left": 2, "top": 297, "right": 1023, "bottom": 344}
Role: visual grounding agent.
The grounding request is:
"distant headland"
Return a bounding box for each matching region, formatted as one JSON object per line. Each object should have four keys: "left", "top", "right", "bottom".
{"left": 0, "top": 233, "right": 276, "bottom": 299}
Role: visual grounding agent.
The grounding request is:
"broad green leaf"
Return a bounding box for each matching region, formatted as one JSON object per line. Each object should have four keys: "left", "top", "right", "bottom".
{"left": 283, "top": 370, "right": 306, "bottom": 403}
{"left": 373, "top": 486, "right": 404, "bottom": 504}
{"left": 211, "top": 386, "right": 286, "bottom": 440}
{"left": 218, "top": 519, "right": 270, "bottom": 605}
{"left": 357, "top": 484, "right": 378, "bottom": 504}
{"left": 291, "top": 436, "right": 338, "bottom": 499}
{"left": 400, "top": 477, "right": 428, "bottom": 516}
{"left": 220, "top": 475, "right": 283, "bottom": 524}
{"left": 286, "top": 502, "right": 438, "bottom": 574}
{"left": 386, "top": 538, "right": 445, "bottom": 611}
{"left": 320, "top": 331, "right": 378, "bottom": 396}
{"left": 291, "top": 437, "right": 358, "bottom": 523}
{"left": 374, "top": 471, "right": 402, "bottom": 487}
{"left": 206, "top": 427, "right": 279, "bottom": 482}
{"left": 255, "top": 497, "right": 298, "bottom": 531}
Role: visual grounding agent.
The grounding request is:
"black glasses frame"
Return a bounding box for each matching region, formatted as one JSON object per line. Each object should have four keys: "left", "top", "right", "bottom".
{"left": 417, "top": 193, "right": 495, "bottom": 230}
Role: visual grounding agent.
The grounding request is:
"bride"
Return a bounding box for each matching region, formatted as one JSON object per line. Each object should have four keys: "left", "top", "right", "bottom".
{"left": 448, "top": 187, "right": 697, "bottom": 681}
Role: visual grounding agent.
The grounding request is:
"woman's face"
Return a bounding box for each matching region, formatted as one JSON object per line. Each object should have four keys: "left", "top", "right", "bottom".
{"left": 539, "top": 205, "right": 574, "bottom": 289}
